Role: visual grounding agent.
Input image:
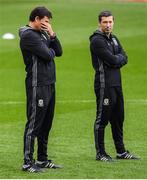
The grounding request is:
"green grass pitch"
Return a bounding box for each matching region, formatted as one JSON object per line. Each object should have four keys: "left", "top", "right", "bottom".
{"left": 0, "top": 0, "right": 147, "bottom": 178}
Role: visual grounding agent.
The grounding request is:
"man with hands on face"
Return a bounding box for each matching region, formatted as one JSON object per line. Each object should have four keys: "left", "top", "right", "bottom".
{"left": 19, "top": 6, "right": 62, "bottom": 173}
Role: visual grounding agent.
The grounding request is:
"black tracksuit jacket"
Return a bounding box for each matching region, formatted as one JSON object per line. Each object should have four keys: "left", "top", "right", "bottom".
{"left": 90, "top": 30, "right": 128, "bottom": 89}
{"left": 19, "top": 26, "right": 62, "bottom": 87}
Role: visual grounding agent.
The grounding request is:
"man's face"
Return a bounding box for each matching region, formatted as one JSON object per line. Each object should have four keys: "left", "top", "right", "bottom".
{"left": 34, "top": 16, "right": 50, "bottom": 30}
{"left": 99, "top": 16, "right": 114, "bottom": 34}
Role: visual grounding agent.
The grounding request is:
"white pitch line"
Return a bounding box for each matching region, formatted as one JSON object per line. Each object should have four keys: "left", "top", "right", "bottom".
{"left": 58, "top": 100, "right": 95, "bottom": 103}
{"left": 0, "top": 101, "right": 24, "bottom": 105}
{"left": 127, "top": 99, "right": 147, "bottom": 104}
{"left": 1, "top": 99, "right": 147, "bottom": 105}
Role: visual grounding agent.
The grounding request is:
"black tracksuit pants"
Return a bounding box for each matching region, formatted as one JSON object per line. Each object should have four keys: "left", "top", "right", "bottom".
{"left": 24, "top": 84, "right": 55, "bottom": 164}
{"left": 94, "top": 86, "right": 126, "bottom": 155}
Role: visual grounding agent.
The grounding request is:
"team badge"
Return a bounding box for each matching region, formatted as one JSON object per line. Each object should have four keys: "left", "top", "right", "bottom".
{"left": 38, "top": 99, "right": 44, "bottom": 107}
{"left": 112, "top": 38, "right": 118, "bottom": 46}
{"left": 103, "top": 98, "right": 109, "bottom": 106}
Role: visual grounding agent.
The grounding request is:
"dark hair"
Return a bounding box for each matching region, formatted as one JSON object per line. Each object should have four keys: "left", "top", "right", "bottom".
{"left": 29, "top": 6, "right": 52, "bottom": 21}
{"left": 98, "top": 11, "right": 114, "bottom": 22}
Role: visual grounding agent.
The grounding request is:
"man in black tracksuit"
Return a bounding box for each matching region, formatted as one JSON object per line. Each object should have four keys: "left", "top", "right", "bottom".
{"left": 19, "top": 7, "right": 62, "bottom": 172}
{"left": 90, "top": 11, "right": 139, "bottom": 161}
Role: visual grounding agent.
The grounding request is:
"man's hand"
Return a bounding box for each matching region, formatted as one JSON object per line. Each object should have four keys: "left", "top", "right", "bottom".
{"left": 41, "top": 22, "right": 55, "bottom": 37}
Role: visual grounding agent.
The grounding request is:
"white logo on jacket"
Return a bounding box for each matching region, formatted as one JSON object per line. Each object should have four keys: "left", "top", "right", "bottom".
{"left": 103, "top": 98, "right": 109, "bottom": 106}
{"left": 112, "top": 38, "right": 118, "bottom": 46}
{"left": 38, "top": 99, "right": 44, "bottom": 107}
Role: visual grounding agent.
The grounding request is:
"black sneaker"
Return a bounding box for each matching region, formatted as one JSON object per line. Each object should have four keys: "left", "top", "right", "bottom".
{"left": 36, "top": 159, "right": 62, "bottom": 169}
{"left": 116, "top": 150, "right": 140, "bottom": 160}
{"left": 22, "top": 163, "right": 43, "bottom": 173}
{"left": 96, "top": 153, "right": 113, "bottom": 162}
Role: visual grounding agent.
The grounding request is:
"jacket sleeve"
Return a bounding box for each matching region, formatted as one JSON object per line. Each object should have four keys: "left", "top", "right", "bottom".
{"left": 115, "top": 37, "right": 128, "bottom": 67}
{"left": 21, "top": 31, "right": 55, "bottom": 62}
{"left": 90, "top": 37, "right": 127, "bottom": 68}
{"left": 40, "top": 31, "right": 63, "bottom": 57}
{"left": 50, "top": 37, "right": 63, "bottom": 57}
